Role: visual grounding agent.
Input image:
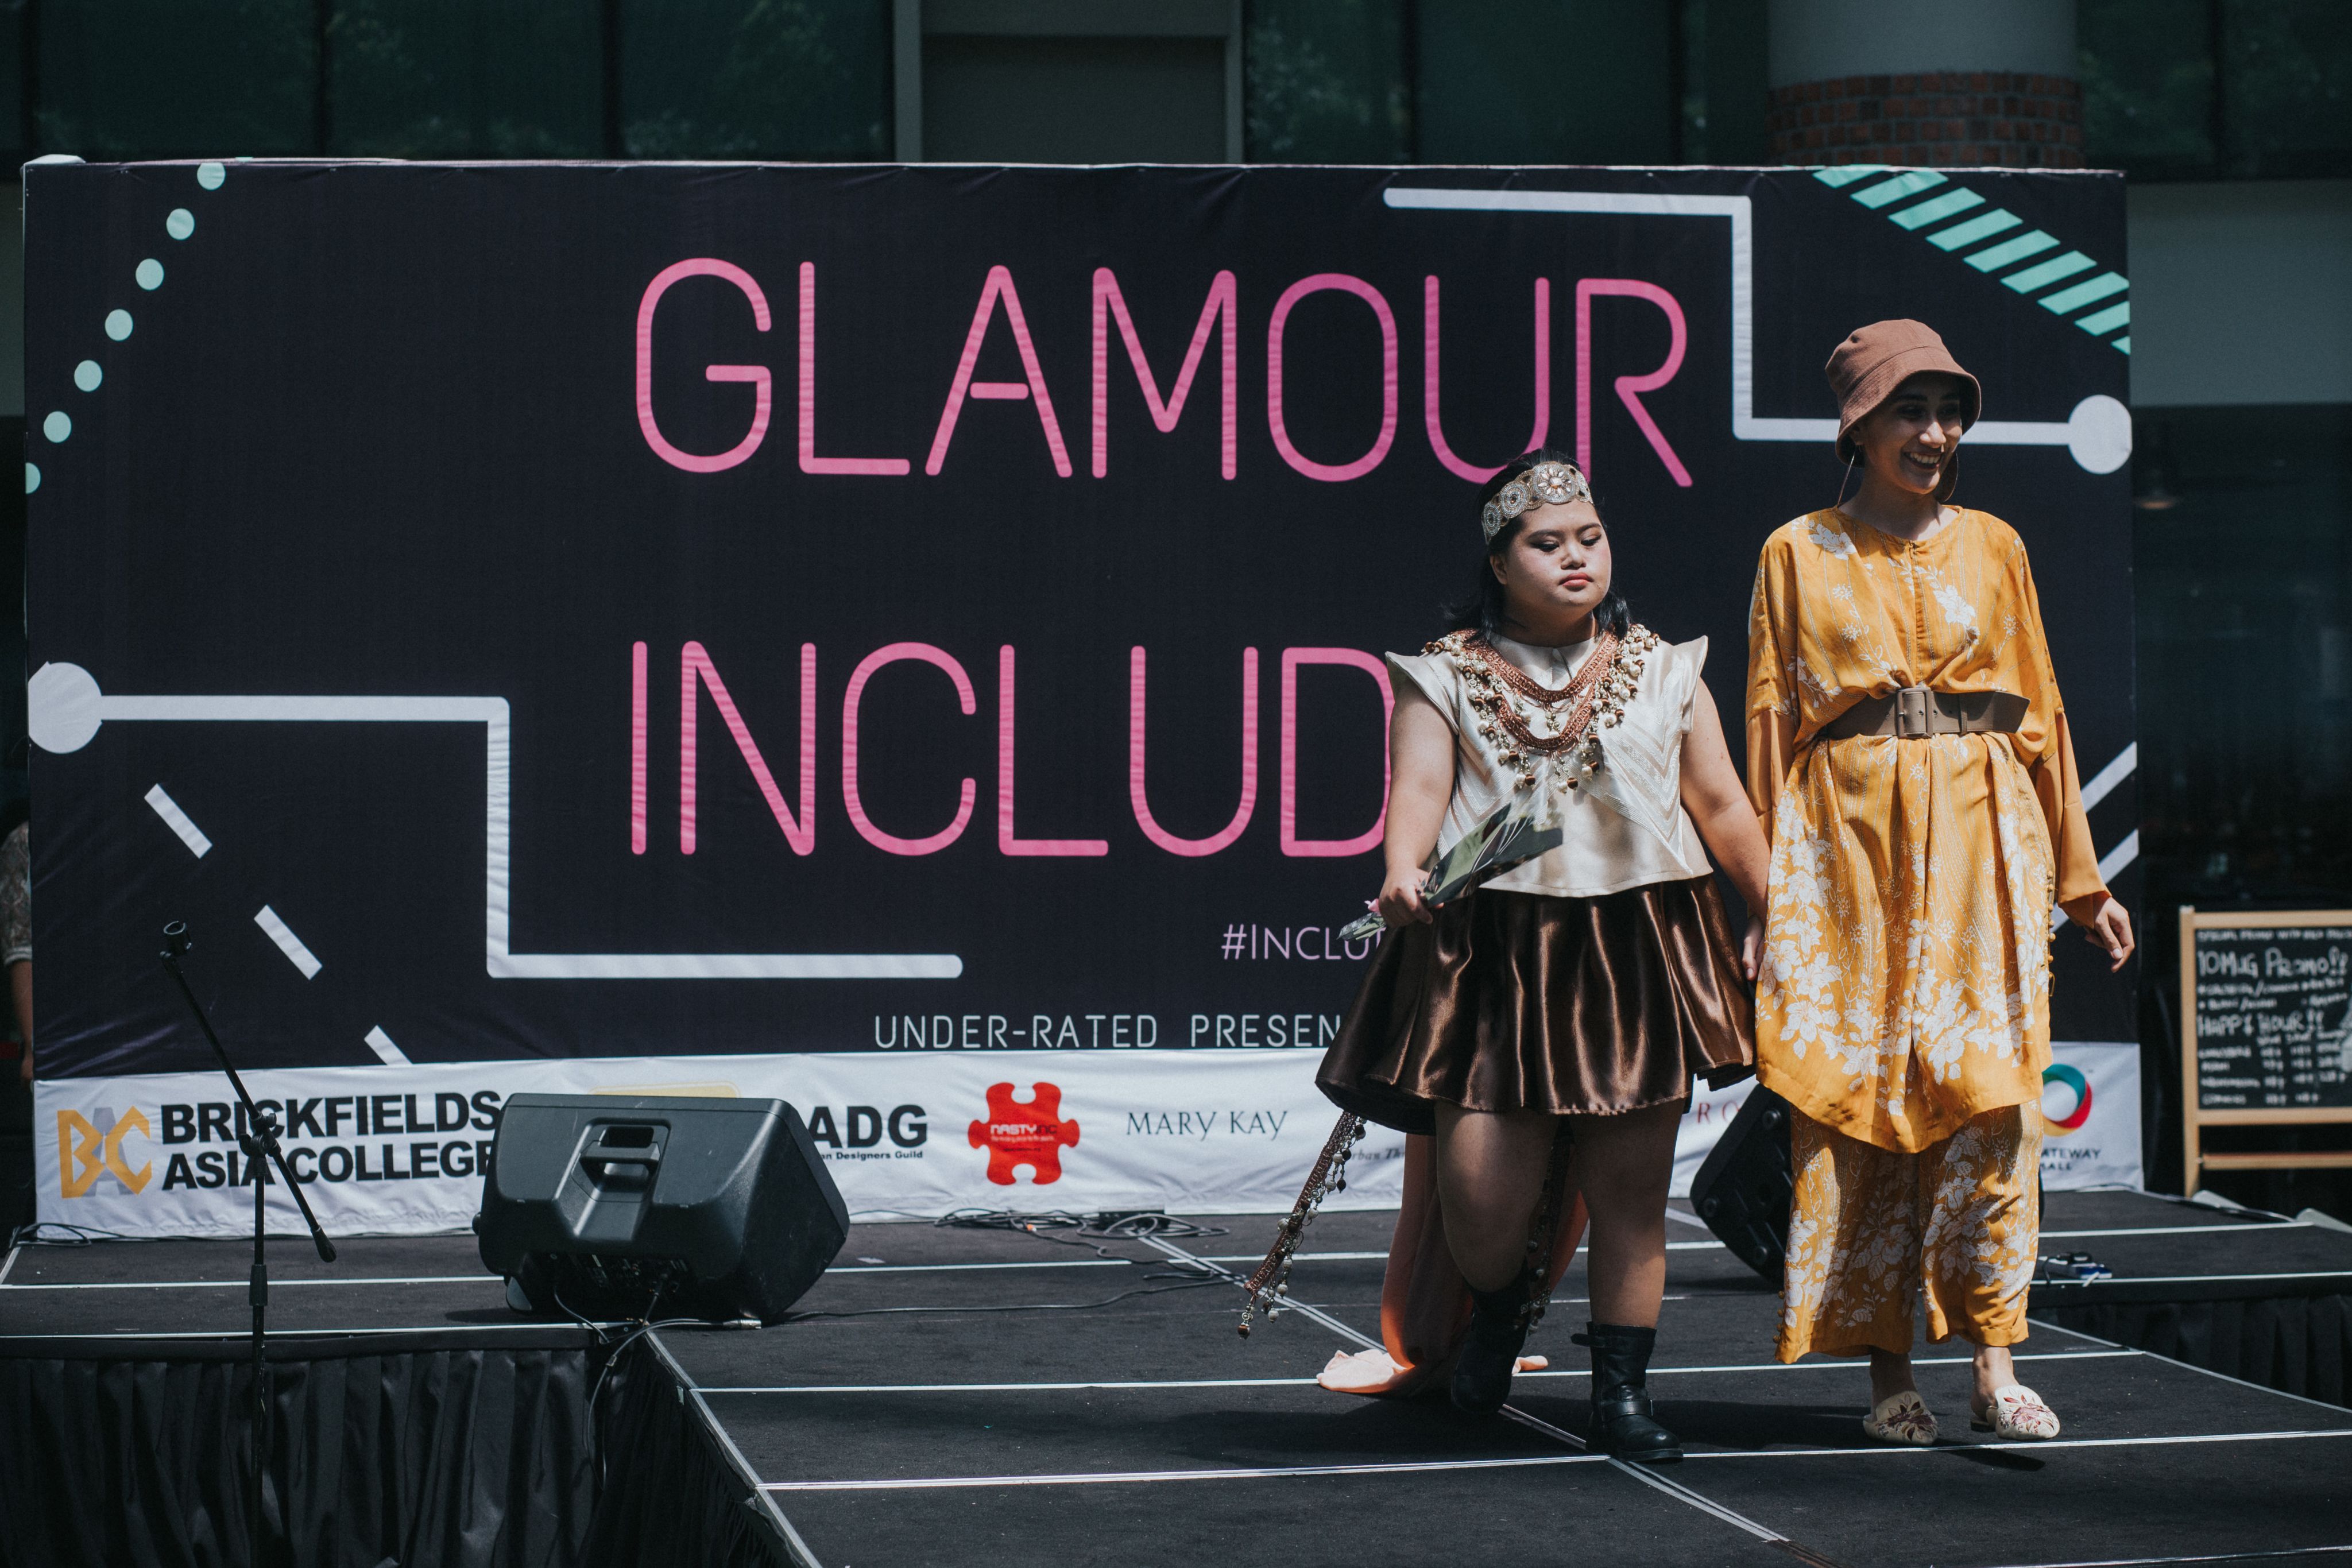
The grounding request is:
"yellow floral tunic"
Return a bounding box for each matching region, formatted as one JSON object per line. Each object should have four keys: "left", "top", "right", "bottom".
{"left": 1746, "top": 508, "right": 2106, "bottom": 1153}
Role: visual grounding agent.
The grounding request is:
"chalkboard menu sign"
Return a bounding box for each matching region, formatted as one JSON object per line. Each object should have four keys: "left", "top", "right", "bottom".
{"left": 2179, "top": 908, "right": 2352, "bottom": 1184}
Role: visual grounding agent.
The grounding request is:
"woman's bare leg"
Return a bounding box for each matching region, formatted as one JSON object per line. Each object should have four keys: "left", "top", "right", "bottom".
{"left": 1568, "top": 1101, "right": 1682, "bottom": 1326}
{"left": 1870, "top": 1348, "right": 1917, "bottom": 1407}
{"left": 1432, "top": 1103, "right": 1558, "bottom": 1291}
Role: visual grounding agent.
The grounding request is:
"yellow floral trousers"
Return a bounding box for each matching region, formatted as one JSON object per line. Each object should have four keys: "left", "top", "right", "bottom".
{"left": 1777, "top": 1105, "right": 2043, "bottom": 1360}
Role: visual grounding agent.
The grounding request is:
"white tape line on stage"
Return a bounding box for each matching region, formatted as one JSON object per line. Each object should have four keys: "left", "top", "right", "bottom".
{"left": 759, "top": 1451, "right": 1614, "bottom": 1492}
{"left": 1679, "top": 1428, "right": 2352, "bottom": 1460}
{"left": 2030, "top": 1317, "right": 2352, "bottom": 1417}
{"left": 0, "top": 1275, "right": 493, "bottom": 1291}
{"left": 1135, "top": 1232, "right": 1798, "bottom": 1550}
{"left": 702, "top": 1350, "right": 2142, "bottom": 1396}
{"left": 2041, "top": 1222, "right": 2308, "bottom": 1238}
{"left": 1982, "top": 1544, "right": 2352, "bottom": 1568}
{"left": 646, "top": 1334, "right": 825, "bottom": 1568}
{"left": 764, "top": 1428, "right": 2352, "bottom": 1494}
{"left": 0, "top": 1322, "right": 624, "bottom": 1339}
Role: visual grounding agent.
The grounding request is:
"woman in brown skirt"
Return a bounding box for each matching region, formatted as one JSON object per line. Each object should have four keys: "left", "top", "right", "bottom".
{"left": 1316, "top": 449, "right": 1769, "bottom": 1462}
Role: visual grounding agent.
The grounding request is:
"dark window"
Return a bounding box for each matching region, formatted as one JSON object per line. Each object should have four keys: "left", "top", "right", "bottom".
{"left": 2083, "top": 0, "right": 2352, "bottom": 179}
{"left": 2221, "top": 0, "right": 2352, "bottom": 179}
{"left": 328, "top": 0, "right": 603, "bottom": 158}
{"left": 2134, "top": 404, "right": 2352, "bottom": 904}
{"left": 2080, "top": 0, "right": 2218, "bottom": 178}
{"left": 36, "top": 0, "right": 316, "bottom": 158}
{"left": 620, "top": 0, "right": 889, "bottom": 161}
{"left": 1416, "top": 0, "right": 1674, "bottom": 165}
{"left": 1243, "top": 0, "right": 1409, "bottom": 164}
{"left": 1677, "top": 0, "right": 1770, "bottom": 167}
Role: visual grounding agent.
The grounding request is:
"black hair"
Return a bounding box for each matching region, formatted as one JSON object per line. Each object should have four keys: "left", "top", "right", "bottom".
{"left": 1439, "top": 446, "right": 1632, "bottom": 640}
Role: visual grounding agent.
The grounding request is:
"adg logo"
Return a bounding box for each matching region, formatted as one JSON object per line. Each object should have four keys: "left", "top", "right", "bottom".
{"left": 57, "top": 1107, "right": 155, "bottom": 1197}
{"left": 2040, "top": 1063, "right": 2094, "bottom": 1135}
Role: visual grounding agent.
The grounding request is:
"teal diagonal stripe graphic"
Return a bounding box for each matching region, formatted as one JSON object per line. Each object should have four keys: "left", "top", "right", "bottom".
{"left": 1815, "top": 168, "right": 2130, "bottom": 354}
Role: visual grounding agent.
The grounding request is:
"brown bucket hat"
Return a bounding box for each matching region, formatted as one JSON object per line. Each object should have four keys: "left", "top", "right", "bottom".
{"left": 1825, "top": 319, "right": 1981, "bottom": 466}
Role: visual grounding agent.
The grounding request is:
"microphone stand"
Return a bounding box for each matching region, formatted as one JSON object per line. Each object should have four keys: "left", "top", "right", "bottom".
{"left": 157, "top": 921, "right": 336, "bottom": 1565}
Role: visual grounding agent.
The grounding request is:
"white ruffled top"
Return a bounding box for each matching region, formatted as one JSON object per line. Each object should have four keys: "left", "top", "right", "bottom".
{"left": 1384, "top": 630, "right": 1715, "bottom": 899}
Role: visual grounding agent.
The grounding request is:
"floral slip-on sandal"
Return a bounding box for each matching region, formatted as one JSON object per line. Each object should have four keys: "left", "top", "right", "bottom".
{"left": 1972, "top": 1384, "right": 2061, "bottom": 1441}
{"left": 1862, "top": 1390, "right": 1938, "bottom": 1445}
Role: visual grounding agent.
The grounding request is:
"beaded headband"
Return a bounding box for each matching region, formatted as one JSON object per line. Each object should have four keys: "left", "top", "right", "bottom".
{"left": 1480, "top": 460, "right": 1592, "bottom": 543}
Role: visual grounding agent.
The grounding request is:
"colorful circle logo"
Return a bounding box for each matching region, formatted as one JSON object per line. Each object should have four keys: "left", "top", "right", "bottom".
{"left": 2040, "top": 1063, "right": 2093, "bottom": 1133}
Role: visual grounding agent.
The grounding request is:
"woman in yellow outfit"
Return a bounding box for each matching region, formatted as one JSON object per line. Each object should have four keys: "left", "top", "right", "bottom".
{"left": 1745, "top": 321, "right": 2134, "bottom": 1445}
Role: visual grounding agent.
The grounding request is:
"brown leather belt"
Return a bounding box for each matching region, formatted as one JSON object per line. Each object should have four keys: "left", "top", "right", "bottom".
{"left": 1818, "top": 686, "right": 2028, "bottom": 741}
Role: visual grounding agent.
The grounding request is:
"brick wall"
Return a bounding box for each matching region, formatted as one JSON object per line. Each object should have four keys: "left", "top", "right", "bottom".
{"left": 1766, "top": 71, "right": 2083, "bottom": 167}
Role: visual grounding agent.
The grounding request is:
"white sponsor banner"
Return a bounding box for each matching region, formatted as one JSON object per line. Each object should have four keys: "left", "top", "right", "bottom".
{"left": 35, "top": 1039, "right": 2141, "bottom": 1241}
{"left": 2035, "top": 1040, "right": 2144, "bottom": 1191}
{"left": 1663, "top": 1042, "right": 2145, "bottom": 1197}
{"left": 1671, "top": 1076, "right": 1759, "bottom": 1198}
{"left": 35, "top": 1049, "right": 1408, "bottom": 1240}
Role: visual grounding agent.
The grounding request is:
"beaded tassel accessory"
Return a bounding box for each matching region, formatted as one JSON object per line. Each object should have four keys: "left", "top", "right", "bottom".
{"left": 1237, "top": 1112, "right": 1365, "bottom": 1337}
{"left": 1514, "top": 1121, "right": 1577, "bottom": 1332}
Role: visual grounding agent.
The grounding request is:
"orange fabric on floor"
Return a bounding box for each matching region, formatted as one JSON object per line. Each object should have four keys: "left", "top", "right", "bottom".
{"left": 1317, "top": 1131, "right": 1587, "bottom": 1397}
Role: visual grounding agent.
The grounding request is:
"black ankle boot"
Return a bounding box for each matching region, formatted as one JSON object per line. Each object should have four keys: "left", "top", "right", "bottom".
{"left": 1450, "top": 1283, "right": 1531, "bottom": 1415}
{"left": 1574, "top": 1322, "right": 1682, "bottom": 1464}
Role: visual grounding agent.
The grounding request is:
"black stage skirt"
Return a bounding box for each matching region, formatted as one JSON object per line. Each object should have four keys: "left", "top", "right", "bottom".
{"left": 1317, "top": 878, "right": 1755, "bottom": 1136}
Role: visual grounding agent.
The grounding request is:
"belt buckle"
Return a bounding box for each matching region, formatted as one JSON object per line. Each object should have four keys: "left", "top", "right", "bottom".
{"left": 1895, "top": 686, "right": 1931, "bottom": 738}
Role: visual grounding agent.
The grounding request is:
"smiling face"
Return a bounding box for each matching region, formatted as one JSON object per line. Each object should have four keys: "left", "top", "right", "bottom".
{"left": 1852, "top": 371, "right": 1970, "bottom": 497}
{"left": 1489, "top": 498, "right": 1612, "bottom": 638}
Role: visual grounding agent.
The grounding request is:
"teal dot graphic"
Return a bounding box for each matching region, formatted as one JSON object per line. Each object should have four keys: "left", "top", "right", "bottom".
{"left": 197, "top": 162, "right": 226, "bottom": 191}
{"left": 166, "top": 208, "right": 195, "bottom": 240}
{"left": 136, "top": 259, "right": 164, "bottom": 291}
{"left": 44, "top": 411, "right": 71, "bottom": 443}
{"left": 24, "top": 464, "right": 38, "bottom": 495}
{"left": 74, "top": 360, "right": 102, "bottom": 392}
{"left": 105, "top": 309, "right": 133, "bottom": 341}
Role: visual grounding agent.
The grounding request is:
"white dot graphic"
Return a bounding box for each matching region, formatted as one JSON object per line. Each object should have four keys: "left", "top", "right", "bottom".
{"left": 24, "top": 464, "right": 38, "bottom": 495}
{"left": 74, "top": 360, "right": 102, "bottom": 392}
{"left": 105, "top": 309, "right": 133, "bottom": 341}
{"left": 44, "top": 411, "right": 72, "bottom": 443}
{"left": 136, "top": 259, "right": 165, "bottom": 291}
{"left": 166, "top": 208, "right": 195, "bottom": 240}
{"left": 197, "top": 162, "right": 226, "bottom": 191}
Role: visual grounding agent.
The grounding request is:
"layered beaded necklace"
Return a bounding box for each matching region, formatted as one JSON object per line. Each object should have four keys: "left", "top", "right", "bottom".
{"left": 1430, "top": 624, "right": 1661, "bottom": 795}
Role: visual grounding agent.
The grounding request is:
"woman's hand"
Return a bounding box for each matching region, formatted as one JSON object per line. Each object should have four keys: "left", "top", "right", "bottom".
{"left": 1378, "top": 866, "right": 1434, "bottom": 928}
{"left": 2068, "top": 895, "right": 2136, "bottom": 971}
{"left": 1740, "top": 915, "right": 1765, "bottom": 981}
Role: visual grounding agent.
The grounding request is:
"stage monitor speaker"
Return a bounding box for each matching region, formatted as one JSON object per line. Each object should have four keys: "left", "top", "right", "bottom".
{"left": 1690, "top": 1086, "right": 1794, "bottom": 1285}
{"left": 475, "top": 1094, "right": 847, "bottom": 1323}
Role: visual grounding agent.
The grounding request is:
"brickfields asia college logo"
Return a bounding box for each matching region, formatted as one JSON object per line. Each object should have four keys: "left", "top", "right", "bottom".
{"left": 969, "top": 1082, "right": 1080, "bottom": 1184}
{"left": 57, "top": 1108, "right": 154, "bottom": 1197}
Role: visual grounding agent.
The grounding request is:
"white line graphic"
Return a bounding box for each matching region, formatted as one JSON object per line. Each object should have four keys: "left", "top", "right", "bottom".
{"left": 2081, "top": 741, "right": 2138, "bottom": 812}
{"left": 142, "top": 784, "right": 212, "bottom": 857}
{"left": 2053, "top": 745, "right": 2140, "bottom": 932}
{"left": 362, "top": 1026, "right": 411, "bottom": 1066}
{"left": 253, "top": 905, "right": 322, "bottom": 978}
{"left": 1382, "top": 185, "right": 2132, "bottom": 475}
{"left": 29, "top": 661, "right": 963, "bottom": 981}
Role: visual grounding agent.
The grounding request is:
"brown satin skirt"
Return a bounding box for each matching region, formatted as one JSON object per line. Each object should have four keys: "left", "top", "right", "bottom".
{"left": 1317, "top": 877, "right": 1755, "bottom": 1136}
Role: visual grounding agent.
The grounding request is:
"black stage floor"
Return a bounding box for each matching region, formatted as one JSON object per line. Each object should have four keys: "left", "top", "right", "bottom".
{"left": 5, "top": 1191, "right": 2350, "bottom": 1568}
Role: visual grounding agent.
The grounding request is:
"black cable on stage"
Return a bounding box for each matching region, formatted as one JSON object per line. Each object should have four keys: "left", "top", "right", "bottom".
{"left": 779, "top": 1273, "right": 1224, "bottom": 1322}
{"left": 9, "top": 1221, "right": 133, "bottom": 1247}
{"left": 930, "top": 1209, "right": 1230, "bottom": 1260}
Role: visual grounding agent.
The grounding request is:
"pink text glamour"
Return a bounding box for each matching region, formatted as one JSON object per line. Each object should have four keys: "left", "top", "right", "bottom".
{"left": 635, "top": 260, "right": 1693, "bottom": 486}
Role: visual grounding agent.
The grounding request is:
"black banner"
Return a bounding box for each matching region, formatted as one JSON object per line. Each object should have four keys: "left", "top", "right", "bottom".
{"left": 25, "top": 162, "right": 2137, "bottom": 1077}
